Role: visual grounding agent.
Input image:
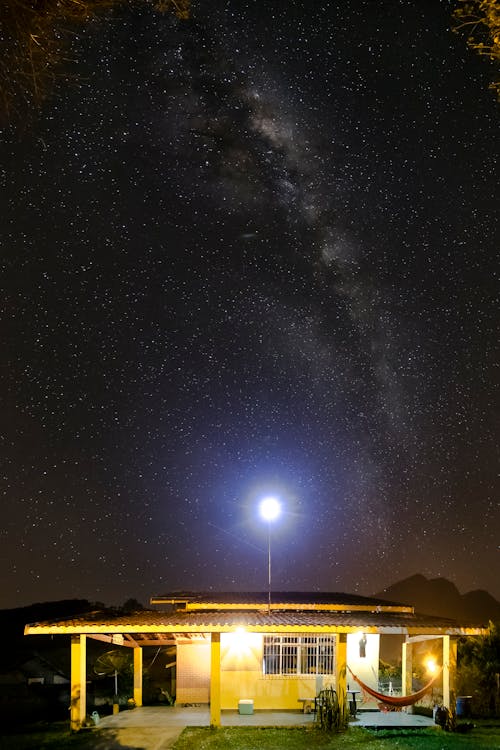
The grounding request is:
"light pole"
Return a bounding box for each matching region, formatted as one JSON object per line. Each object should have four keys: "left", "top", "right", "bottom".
{"left": 258, "top": 496, "right": 281, "bottom": 614}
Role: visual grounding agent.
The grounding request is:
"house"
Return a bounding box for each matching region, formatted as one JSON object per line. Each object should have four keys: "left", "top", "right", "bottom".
{"left": 0, "top": 650, "right": 70, "bottom": 724}
{"left": 24, "top": 590, "right": 486, "bottom": 731}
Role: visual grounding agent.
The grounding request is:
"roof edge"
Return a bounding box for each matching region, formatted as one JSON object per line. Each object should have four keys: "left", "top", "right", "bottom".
{"left": 149, "top": 591, "right": 414, "bottom": 614}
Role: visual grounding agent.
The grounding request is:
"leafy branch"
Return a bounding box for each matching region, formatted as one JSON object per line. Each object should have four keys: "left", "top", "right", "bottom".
{"left": 452, "top": 0, "right": 500, "bottom": 98}
{"left": 0, "top": 0, "right": 190, "bottom": 121}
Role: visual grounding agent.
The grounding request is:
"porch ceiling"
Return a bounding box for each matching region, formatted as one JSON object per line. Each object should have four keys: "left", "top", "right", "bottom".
{"left": 86, "top": 631, "right": 203, "bottom": 647}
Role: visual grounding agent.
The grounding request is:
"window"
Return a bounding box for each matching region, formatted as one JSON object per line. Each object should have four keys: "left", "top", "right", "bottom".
{"left": 263, "top": 635, "right": 335, "bottom": 675}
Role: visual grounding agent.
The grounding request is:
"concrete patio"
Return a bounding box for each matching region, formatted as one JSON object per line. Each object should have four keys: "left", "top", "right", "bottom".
{"left": 92, "top": 705, "right": 435, "bottom": 749}
{"left": 98, "top": 705, "right": 316, "bottom": 729}
{"left": 355, "top": 709, "right": 435, "bottom": 729}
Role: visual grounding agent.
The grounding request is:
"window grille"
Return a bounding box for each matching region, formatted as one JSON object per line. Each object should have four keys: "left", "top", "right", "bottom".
{"left": 263, "top": 635, "right": 335, "bottom": 675}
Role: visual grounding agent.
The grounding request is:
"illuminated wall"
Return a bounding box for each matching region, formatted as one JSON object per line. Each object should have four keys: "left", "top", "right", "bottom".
{"left": 346, "top": 632, "right": 380, "bottom": 708}
{"left": 220, "top": 631, "right": 335, "bottom": 711}
{"left": 175, "top": 631, "right": 379, "bottom": 710}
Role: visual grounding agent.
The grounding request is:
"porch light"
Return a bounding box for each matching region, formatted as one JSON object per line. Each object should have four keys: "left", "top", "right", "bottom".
{"left": 425, "top": 657, "right": 438, "bottom": 674}
{"left": 228, "top": 627, "right": 252, "bottom": 653}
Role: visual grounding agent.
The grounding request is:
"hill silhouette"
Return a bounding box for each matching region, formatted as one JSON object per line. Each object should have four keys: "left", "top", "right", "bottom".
{"left": 375, "top": 574, "right": 500, "bottom": 625}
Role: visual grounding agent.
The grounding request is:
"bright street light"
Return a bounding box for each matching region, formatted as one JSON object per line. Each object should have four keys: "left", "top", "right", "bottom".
{"left": 259, "top": 496, "right": 281, "bottom": 522}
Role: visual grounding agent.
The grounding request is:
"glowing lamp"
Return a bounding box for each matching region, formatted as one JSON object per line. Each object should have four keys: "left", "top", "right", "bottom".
{"left": 259, "top": 496, "right": 281, "bottom": 522}
{"left": 426, "top": 658, "right": 438, "bottom": 674}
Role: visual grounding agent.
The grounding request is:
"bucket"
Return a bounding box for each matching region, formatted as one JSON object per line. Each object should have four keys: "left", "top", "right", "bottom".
{"left": 456, "top": 696, "right": 472, "bottom": 718}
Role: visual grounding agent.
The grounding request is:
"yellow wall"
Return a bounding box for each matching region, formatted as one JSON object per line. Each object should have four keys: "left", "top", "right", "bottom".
{"left": 175, "top": 632, "right": 374, "bottom": 711}
{"left": 219, "top": 631, "right": 334, "bottom": 710}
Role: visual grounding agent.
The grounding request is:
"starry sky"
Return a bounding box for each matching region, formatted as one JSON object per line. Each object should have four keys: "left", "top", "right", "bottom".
{"left": 1, "top": 0, "right": 499, "bottom": 610}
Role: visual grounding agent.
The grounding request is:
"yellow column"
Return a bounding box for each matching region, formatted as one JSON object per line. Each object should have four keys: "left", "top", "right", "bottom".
{"left": 336, "top": 633, "right": 347, "bottom": 701}
{"left": 442, "top": 636, "right": 457, "bottom": 710}
{"left": 402, "top": 640, "right": 412, "bottom": 698}
{"left": 210, "top": 632, "right": 221, "bottom": 728}
{"left": 133, "top": 646, "right": 143, "bottom": 707}
{"left": 70, "top": 634, "right": 86, "bottom": 731}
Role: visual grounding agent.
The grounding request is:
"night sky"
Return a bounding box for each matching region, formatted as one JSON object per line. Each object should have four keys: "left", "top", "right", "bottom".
{"left": 1, "top": 0, "right": 499, "bottom": 610}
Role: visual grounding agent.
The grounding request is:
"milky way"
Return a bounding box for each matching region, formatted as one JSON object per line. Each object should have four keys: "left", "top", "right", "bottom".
{"left": 1, "top": 0, "right": 499, "bottom": 608}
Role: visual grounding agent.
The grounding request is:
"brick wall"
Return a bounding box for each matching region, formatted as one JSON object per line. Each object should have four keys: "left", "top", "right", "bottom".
{"left": 176, "top": 641, "right": 210, "bottom": 704}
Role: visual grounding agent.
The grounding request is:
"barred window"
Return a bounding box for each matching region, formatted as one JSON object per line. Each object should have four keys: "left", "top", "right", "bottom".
{"left": 263, "top": 635, "right": 335, "bottom": 675}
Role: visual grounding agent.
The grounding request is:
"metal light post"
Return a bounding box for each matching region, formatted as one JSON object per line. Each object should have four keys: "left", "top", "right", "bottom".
{"left": 258, "top": 497, "right": 281, "bottom": 614}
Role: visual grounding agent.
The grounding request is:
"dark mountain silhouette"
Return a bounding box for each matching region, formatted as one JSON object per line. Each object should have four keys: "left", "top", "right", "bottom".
{"left": 375, "top": 574, "right": 500, "bottom": 625}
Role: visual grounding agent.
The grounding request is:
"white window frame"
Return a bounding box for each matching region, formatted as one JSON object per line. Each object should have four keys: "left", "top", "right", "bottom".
{"left": 263, "top": 634, "right": 335, "bottom": 676}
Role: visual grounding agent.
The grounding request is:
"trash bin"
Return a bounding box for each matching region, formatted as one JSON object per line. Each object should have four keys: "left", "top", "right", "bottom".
{"left": 238, "top": 699, "right": 254, "bottom": 715}
{"left": 456, "top": 696, "right": 472, "bottom": 718}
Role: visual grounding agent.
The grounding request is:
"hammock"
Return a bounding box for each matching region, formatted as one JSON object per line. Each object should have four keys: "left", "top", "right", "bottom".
{"left": 347, "top": 665, "right": 442, "bottom": 708}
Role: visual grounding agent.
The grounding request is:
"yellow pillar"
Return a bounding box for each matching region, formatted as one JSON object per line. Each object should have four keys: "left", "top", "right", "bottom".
{"left": 210, "top": 632, "right": 221, "bottom": 728}
{"left": 402, "top": 640, "right": 412, "bottom": 698}
{"left": 442, "top": 636, "right": 457, "bottom": 710}
{"left": 70, "top": 634, "right": 86, "bottom": 732}
{"left": 336, "top": 633, "right": 347, "bottom": 700}
{"left": 133, "top": 646, "right": 143, "bottom": 707}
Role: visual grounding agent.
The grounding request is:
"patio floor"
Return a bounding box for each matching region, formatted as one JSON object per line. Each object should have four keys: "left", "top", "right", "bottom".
{"left": 97, "top": 705, "right": 316, "bottom": 728}
{"left": 96, "top": 704, "right": 435, "bottom": 732}
{"left": 355, "top": 709, "right": 435, "bottom": 729}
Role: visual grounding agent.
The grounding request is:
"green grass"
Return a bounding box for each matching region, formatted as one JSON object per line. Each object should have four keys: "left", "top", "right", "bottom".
{"left": 172, "top": 724, "right": 500, "bottom": 750}
{"left": 1, "top": 722, "right": 499, "bottom": 750}
{"left": 0, "top": 722, "right": 92, "bottom": 750}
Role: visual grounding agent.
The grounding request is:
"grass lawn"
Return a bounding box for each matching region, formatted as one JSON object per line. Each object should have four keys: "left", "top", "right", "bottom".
{"left": 172, "top": 724, "right": 500, "bottom": 750}
{"left": 1, "top": 722, "right": 499, "bottom": 750}
{"left": 0, "top": 723, "right": 91, "bottom": 750}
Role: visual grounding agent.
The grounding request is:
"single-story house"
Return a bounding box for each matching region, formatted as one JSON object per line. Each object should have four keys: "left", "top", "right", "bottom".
{"left": 24, "top": 591, "right": 486, "bottom": 731}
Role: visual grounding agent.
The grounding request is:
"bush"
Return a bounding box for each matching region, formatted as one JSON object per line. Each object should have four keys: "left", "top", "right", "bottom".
{"left": 458, "top": 622, "right": 500, "bottom": 717}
